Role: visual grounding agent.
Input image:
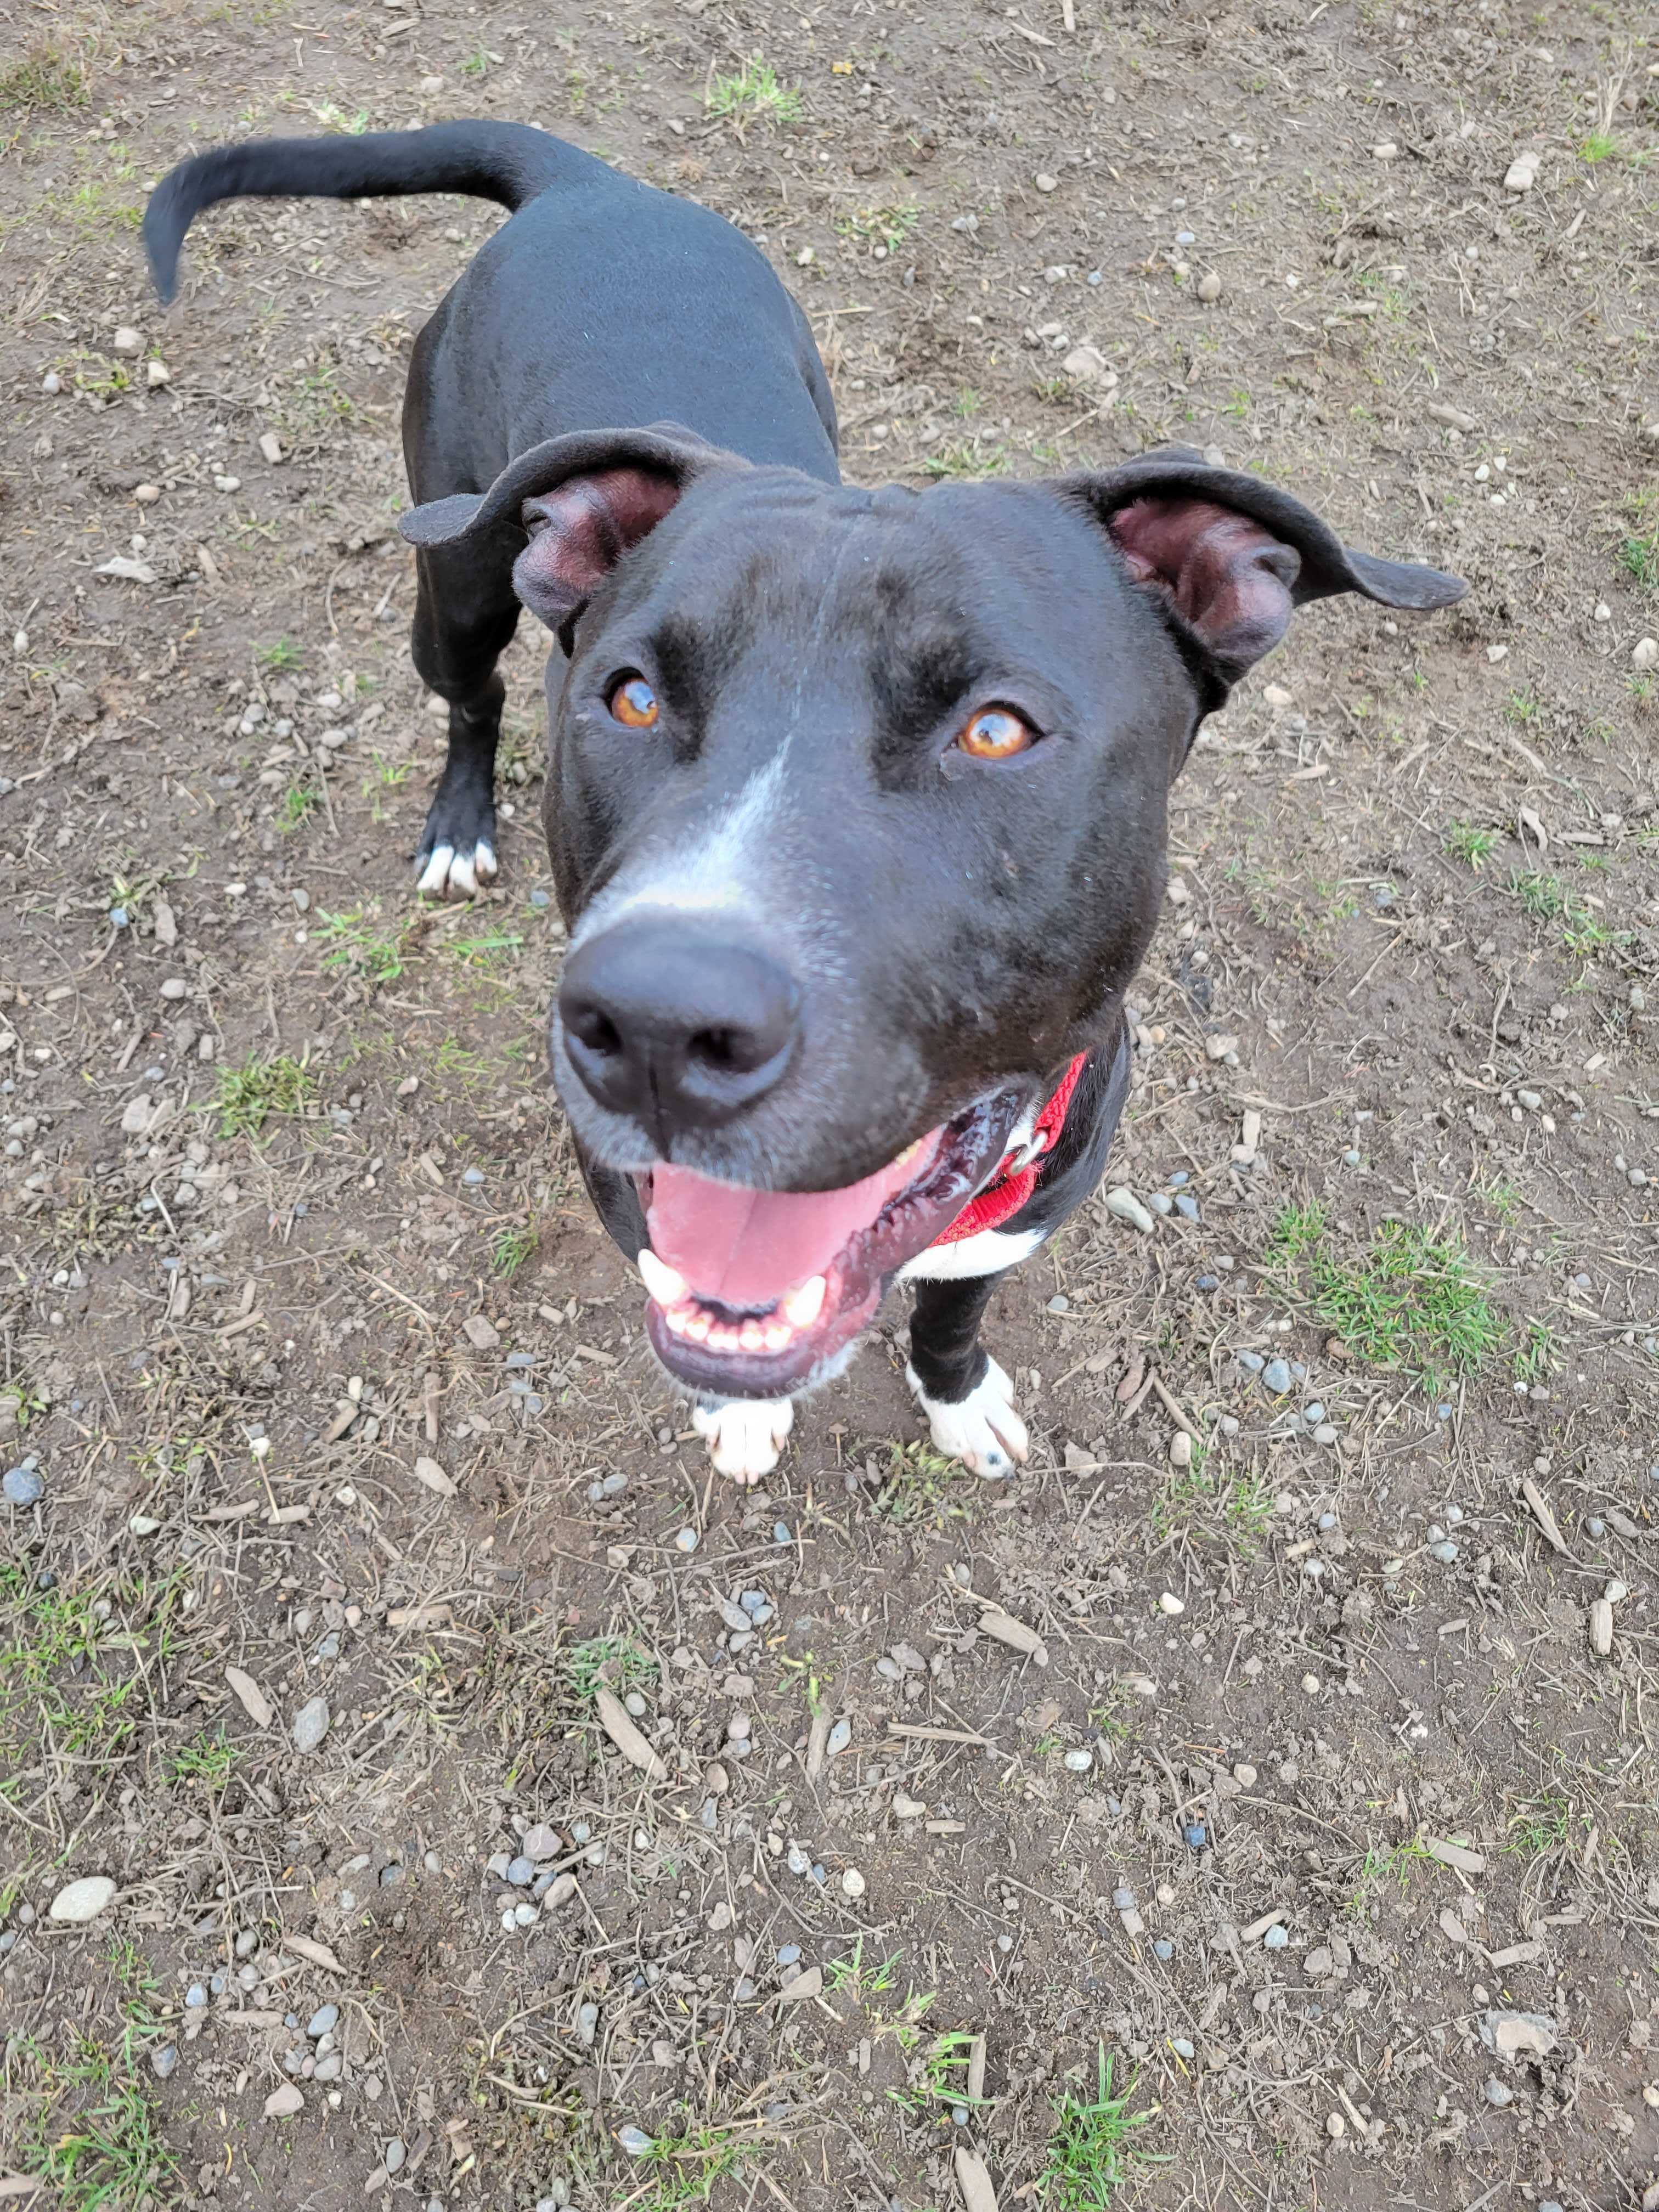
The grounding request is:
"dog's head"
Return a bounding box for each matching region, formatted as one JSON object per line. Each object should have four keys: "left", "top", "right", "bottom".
{"left": 403, "top": 432, "right": 1464, "bottom": 1398}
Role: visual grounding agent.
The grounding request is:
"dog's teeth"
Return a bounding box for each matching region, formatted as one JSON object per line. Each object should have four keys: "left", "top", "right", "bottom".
{"left": 637, "top": 1249, "right": 689, "bottom": 1307}
{"left": 763, "top": 1322, "right": 793, "bottom": 1352}
{"left": 738, "top": 1319, "right": 765, "bottom": 1353}
{"left": 685, "top": 1312, "right": 711, "bottom": 1341}
{"left": 707, "top": 1323, "right": 740, "bottom": 1353}
{"left": 663, "top": 1304, "right": 691, "bottom": 1337}
{"left": 782, "top": 1273, "right": 827, "bottom": 1329}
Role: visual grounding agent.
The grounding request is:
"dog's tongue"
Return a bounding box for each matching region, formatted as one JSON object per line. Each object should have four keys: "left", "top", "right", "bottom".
{"left": 647, "top": 1134, "right": 941, "bottom": 1307}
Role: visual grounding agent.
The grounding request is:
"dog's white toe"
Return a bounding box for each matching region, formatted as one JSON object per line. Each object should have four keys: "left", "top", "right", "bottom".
{"left": 416, "top": 840, "right": 498, "bottom": 900}
{"left": 692, "top": 1397, "right": 794, "bottom": 1485}
{"left": 907, "top": 1357, "right": 1029, "bottom": 1479}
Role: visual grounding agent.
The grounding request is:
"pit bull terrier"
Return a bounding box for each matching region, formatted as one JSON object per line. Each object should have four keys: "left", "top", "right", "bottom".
{"left": 146, "top": 122, "right": 1465, "bottom": 1484}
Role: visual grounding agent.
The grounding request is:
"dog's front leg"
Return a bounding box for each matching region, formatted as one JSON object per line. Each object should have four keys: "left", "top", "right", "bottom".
{"left": 905, "top": 1272, "right": 1029, "bottom": 1479}
{"left": 692, "top": 1397, "right": 795, "bottom": 1486}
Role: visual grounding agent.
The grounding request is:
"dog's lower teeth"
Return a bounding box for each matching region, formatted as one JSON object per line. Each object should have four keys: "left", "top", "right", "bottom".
{"left": 663, "top": 1304, "right": 692, "bottom": 1336}
{"left": 764, "top": 1322, "right": 792, "bottom": 1352}
{"left": 637, "top": 1248, "right": 690, "bottom": 1307}
{"left": 782, "top": 1273, "right": 827, "bottom": 1328}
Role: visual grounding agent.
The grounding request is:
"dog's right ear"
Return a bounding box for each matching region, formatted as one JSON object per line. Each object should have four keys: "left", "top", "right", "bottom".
{"left": 399, "top": 425, "right": 747, "bottom": 635}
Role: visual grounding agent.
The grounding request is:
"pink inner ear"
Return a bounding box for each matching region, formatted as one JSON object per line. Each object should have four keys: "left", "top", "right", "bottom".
{"left": 514, "top": 466, "right": 684, "bottom": 622}
{"left": 1109, "top": 495, "right": 1301, "bottom": 668}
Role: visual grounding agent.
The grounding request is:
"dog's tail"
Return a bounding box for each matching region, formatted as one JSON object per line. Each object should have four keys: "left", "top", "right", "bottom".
{"left": 144, "top": 121, "right": 579, "bottom": 303}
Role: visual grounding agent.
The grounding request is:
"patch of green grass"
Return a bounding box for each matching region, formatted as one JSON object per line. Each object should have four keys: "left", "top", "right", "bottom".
{"left": 1, "top": 43, "right": 91, "bottom": 111}
{"left": 311, "top": 99, "right": 369, "bottom": 132}
{"left": 824, "top": 1938, "right": 903, "bottom": 2001}
{"left": 276, "top": 777, "right": 318, "bottom": 833}
{"left": 1152, "top": 1454, "right": 1275, "bottom": 1557}
{"left": 870, "top": 1439, "right": 979, "bottom": 1526}
{"left": 459, "top": 41, "right": 493, "bottom": 78}
{"left": 1510, "top": 868, "right": 1564, "bottom": 919}
{"left": 837, "top": 200, "right": 921, "bottom": 251}
{"left": 1345, "top": 1837, "right": 1431, "bottom": 1918}
{"left": 1505, "top": 687, "right": 1543, "bottom": 727}
{"left": 1579, "top": 129, "right": 1618, "bottom": 162}
{"left": 168, "top": 1727, "right": 239, "bottom": 1788}
{"left": 13, "top": 1945, "right": 177, "bottom": 2210}
{"left": 1443, "top": 819, "right": 1499, "bottom": 869}
{"left": 316, "top": 905, "right": 410, "bottom": 984}
{"left": 1042, "top": 2047, "right": 1164, "bottom": 2208}
{"left": 448, "top": 928, "right": 524, "bottom": 968}
{"left": 922, "top": 439, "right": 1009, "bottom": 480}
{"left": 0, "top": 1567, "right": 182, "bottom": 1788}
{"left": 1, "top": 1379, "right": 48, "bottom": 1431}
{"left": 563, "top": 1634, "right": 659, "bottom": 1703}
{"left": 1506, "top": 1793, "right": 1577, "bottom": 1859}
{"left": 954, "top": 386, "right": 983, "bottom": 419}
{"left": 1265, "top": 1204, "right": 1505, "bottom": 1392}
{"left": 629, "top": 2122, "right": 752, "bottom": 2207}
{"left": 1622, "top": 527, "right": 1659, "bottom": 590}
{"left": 65, "top": 174, "right": 142, "bottom": 238}
{"left": 490, "top": 1224, "right": 536, "bottom": 1278}
{"left": 707, "top": 57, "right": 801, "bottom": 128}
{"left": 258, "top": 635, "right": 303, "bottom": 671}
{"left": 213, "top": 1052, "right": 315, "bottom": 1140}
{"left": 1513, "top": 1321, "right": 1558, "bottom": 1387}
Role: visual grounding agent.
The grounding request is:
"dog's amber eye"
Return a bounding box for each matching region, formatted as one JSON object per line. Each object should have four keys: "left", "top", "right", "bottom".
{"left": 610, "top": 676, "right": 659, "bottom": 728}
{"left": 957, "top": 707, "right": 1034, "bottom": 760}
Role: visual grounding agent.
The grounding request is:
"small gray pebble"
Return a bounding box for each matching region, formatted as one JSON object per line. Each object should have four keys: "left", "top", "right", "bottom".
{"left": 1113, "top": 1885, "right": 1137, "bottom": 1912}
{"left": 1174, "top": 1193, "right": 1200, "bottom": 1222}
{"left": 735, "top": 1977, "right": 757, "bottom": 2001}
{"left": 773, "top": 1521, "right": 791, "bottom": 1543}
{"left": 1483, "top": 2077, "right": 1514, "bottom": 2107}
{"left": 777, "top": 1944, "right": 802, "bottom": 1966}
{"left": 1290, "top": 1361, "right": 1307, "bottom": 1381}
{"left": 506, "top": 1857, "right": 534, "bottom": 1886}
{"left": 209, "top": 1972, "right": 227, "bottom": 1995}
{"left": 151, "top": 2043, "right": 179, "bottom": 2079}
{"left": 235, "top": 1929, "right": 258, "bottom": 1957}
{"left": 1046, "top": 1293, "right": 1071, "bottom": 1312}
{"left": 307, "top": 2004, "right": 338, "bottom": 2038}
{"left": 291, "top": 1696, "right": 330, "bottom": 1754}
{"left": 3, "top": 1466, "right": 44, "bottom": 1507}
{"left": 1171, "top": 2036, "right": 1195, "bottom": 2058}
{"left": 1318, "top": 1511, "right": 1337, "bottom": 1531}
{"left": 185, "top": 1983, "right": 208, "bottom": 2009}
{"left": 1262, "top": 1358, "right": 1291, "bottom": 1394}
{"left": 1431, "top": 1541, "right": 1459, "bottom": 1564}
{"left": 385, "top": 2140, "right": 407, "bottom": 2174}
{"left": 314, "top": 2052, "right": 343, "bottom": 2081}
{"left": 461, "top": 1167, "right": 485, "bottom": 1187}
{"left": 1342, "top": 1147, "right": 1362, "bottom": 1166}
{"left": 1303, "top": 1402, "right": 1325, "bottom": 1425}
{"left": 1237, "top": 1349, "right": 1265, "bottom": 1373}
{"left": 1264, "top": 1924, "right": 1290, "bottom": 1949}
{"left": 1586, "top": 1516, "right": 1606, "bottom": 1538}
{"left": 1153, "top": 1938, "right": 1173, "bottom": 1961}
{"left": 1313, "top": 1425, "right": 1339, "bottom": 1446}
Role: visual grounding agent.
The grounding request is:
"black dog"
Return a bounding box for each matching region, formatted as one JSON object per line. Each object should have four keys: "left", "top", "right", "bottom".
{"left": 146, "top": 123, "right": 1465, "bottom": 1484}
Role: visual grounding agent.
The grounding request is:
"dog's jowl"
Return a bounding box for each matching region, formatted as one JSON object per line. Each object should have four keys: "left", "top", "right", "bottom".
{"left": 146, "top": 120, "right": 1466, "bottom": 1485}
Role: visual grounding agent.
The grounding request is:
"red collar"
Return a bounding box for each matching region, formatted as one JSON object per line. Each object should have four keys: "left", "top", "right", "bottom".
{"left": 930, "top": 1053, "right": 1090, "bottom": 1248}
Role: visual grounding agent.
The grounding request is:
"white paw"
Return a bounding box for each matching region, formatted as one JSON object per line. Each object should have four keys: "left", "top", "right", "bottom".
{"left": 416, "top": 839, "right": 498, "bottom": 900}
{"left": 692, "top": 1397, "right": 794, "bottom": 1485}
{"left": 906, "top": 1357, "right": 1029, "bottom": 1479}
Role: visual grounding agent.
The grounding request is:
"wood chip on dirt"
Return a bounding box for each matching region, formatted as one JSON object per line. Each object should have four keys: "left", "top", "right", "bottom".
{"left": 595, "top": 1686, "right": 667, "bottom": 1779}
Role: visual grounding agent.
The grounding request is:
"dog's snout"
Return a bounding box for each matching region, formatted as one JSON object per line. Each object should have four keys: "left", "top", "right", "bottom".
{"left": 559, "top": 919, "right": 800, "bottom": 1133}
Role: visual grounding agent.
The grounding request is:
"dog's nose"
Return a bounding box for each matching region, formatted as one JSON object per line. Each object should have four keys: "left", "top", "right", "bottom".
{"left": 559, "top": 920, "right": 801, "bottom": 1131}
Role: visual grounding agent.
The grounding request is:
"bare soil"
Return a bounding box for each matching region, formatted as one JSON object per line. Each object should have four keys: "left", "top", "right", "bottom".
{"left": 3, "top": 2, "right": 1659, "bottom": 2208}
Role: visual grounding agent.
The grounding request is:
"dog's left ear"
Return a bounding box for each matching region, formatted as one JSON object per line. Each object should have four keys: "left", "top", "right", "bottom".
{"left": 1060, "top": 446, "right": 1466, "bottom": 709}
{"left": 399, "top": 424, "right": 747, "bottom": 637}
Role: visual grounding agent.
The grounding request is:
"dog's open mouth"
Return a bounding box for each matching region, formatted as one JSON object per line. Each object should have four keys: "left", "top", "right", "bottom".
{"left": 634, "top": 1091, "right": 1024, "bottom": 1396}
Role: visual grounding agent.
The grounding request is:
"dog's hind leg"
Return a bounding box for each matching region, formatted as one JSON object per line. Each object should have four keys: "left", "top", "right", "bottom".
{"left": 905, "top": 1273, "right": 1029, "bottom": 1479}
{"left": 409, "top": 539, "right": 521, "bottom": 899}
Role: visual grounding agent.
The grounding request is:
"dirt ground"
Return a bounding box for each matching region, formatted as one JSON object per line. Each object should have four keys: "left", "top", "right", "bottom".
{"left": 3, "top": 0, "right": 1659, "bottom": 2207}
